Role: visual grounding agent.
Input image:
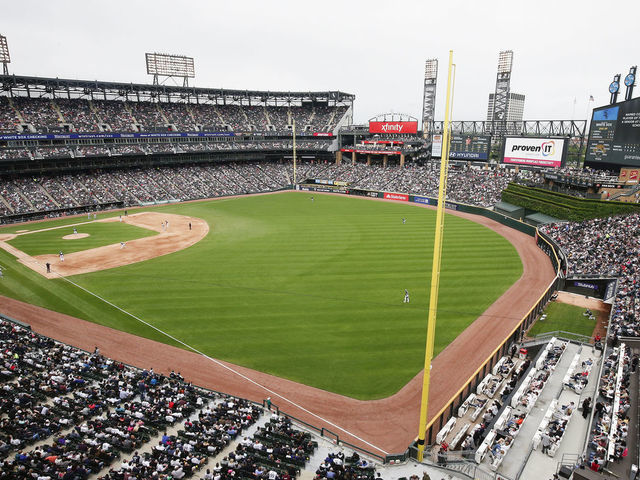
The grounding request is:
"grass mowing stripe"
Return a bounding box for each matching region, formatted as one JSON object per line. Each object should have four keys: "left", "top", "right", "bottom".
{"left": 0, "top": 193, "right": 522, "bottom": 399}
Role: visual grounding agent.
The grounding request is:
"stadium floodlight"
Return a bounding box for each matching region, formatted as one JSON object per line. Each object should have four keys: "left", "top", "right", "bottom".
{"left": 422, "top": 59, "right": 438, "bottom": 137}
{"left": 0, "top": 35, "right": 10, "bottom": 75}
{"left": 424, "top": 59, "right": 438, "bottom": 80}
{"left": 145, "top": 52, "right": 195, "bottom": 86}
{"left": 497, "top": 50, "right": 513, "bottom": 74}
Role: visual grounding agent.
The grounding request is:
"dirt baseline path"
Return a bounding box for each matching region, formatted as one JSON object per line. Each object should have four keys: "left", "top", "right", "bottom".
{"left": 0, "top": 212, "right": 208, "bottom": 279}
{"left": 0, "top": 193, "right": 556, "bottom": 455}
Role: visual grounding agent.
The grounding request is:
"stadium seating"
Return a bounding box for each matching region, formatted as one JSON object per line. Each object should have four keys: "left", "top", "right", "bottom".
{"left": 0, "top": 96, "right": 349, "bottom": 134}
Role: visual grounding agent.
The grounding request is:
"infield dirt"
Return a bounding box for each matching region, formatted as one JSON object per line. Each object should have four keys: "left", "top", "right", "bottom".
{"left": 0, "top": 212, "right": 208, "bottom": 279}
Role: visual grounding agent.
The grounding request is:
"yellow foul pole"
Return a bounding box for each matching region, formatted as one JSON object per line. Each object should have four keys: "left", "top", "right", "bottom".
{"left": 416, "top": 50, "right": 455, "bottom": 462}
{"left": 293, "top": 119, "right": 297, "bottom": 185}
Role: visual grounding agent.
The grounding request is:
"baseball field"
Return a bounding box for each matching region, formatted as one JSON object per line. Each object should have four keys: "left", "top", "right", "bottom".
{"left": 0, "top": 192, "right": 523, "bottom": 400}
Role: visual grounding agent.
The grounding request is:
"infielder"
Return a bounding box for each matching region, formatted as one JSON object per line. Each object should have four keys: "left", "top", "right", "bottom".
{"left": 120, "top": 242, "right": 126, "bottom": 249}
{"left": 59, "top": 251, "right": 64, "bottom": 262}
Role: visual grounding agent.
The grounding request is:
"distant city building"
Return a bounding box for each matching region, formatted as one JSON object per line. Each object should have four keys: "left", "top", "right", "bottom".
{"left": 487, "top": 92, "right": 526, "bottom": 122}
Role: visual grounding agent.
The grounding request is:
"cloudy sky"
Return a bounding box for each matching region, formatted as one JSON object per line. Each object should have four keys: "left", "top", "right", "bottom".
{"left": 2, "top": 0, "right": 638, "bottom": 124}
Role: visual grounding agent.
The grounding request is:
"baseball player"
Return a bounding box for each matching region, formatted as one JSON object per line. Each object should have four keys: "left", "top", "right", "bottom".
{"left": 120, "top": 242, "right": 126, "bottom": 249}
{"left": 404, "top": 289, "right": 410, "bottom": 303}
{"left": 402, "top": 218, "right": 406, "bottom": 224}
{"left": 73, "top": 227, "right": 78, "bottom": 234}
{"left": 59, "top": 251, "right": 64, "bottom": 262}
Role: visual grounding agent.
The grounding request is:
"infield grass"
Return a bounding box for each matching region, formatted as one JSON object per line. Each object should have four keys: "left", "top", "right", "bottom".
{"left": 7, "top": 221, "right": 156, "bottom": 256}
{"left": 0, "top": 192, "right": 523, "bottom": 399}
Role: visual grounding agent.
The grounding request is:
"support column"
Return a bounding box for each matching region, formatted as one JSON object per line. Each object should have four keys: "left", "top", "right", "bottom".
{"left": 400, "top": 153, "right": 405, "bottom": 167}
{"left": 383, "top": 154, "right": 388, "bottom": 167}
{"left": 336, "top": 151, "right": 342, "bottom": 165}
{"left": 367, "top": 154, "right": 371, "bottom": 166}
{"left": 352, "top": 151, "right": 357, "bottom": 165}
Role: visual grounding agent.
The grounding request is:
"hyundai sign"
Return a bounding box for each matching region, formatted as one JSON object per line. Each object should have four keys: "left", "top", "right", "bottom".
{"left": 369, "top": 121, "right": 418, "bottom": 135}
{"left": 502, "top": 137, "right": 567, "bottom": 168}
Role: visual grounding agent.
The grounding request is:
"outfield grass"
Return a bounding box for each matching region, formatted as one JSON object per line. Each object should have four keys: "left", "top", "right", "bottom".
{"left": 7, "top": 221, "right": 156, "bottom": 256}
{"left": 528, "top": 302, "right": 596, "bottom": 339}
{"left": 0, "top": 193, "right": 523, "bottom": 399}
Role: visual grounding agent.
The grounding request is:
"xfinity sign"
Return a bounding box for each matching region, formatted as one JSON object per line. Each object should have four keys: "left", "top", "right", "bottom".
{"left": 369, "top": 121, "right": 418, "bottom": 135}
{"left": 502, "top": 137, "right": 567, "bottom": 168}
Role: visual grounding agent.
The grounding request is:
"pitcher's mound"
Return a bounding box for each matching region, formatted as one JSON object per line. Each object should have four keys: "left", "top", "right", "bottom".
{"left": 63, "top": 233, "right": 90, "bottom": 240}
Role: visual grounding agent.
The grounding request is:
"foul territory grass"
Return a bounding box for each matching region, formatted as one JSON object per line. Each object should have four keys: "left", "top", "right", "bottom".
{"left": 7, "top": 221, "right": 156, "bottom": 256}
{"left": 527, "top": 302, "right": 596, "bottom": 339}
{"left": 0, "top": 192, "right": 522, "bottom": 399}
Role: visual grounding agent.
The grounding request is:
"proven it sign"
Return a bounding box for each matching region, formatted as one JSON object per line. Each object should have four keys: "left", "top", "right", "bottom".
{"left": 369, "top": 121, "right": 418, "bottom": 134}
{"left": 503, "top": 137, "right": 566, "bottom": 168}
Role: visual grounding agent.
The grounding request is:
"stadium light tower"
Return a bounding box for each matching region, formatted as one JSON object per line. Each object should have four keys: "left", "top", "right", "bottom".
{"left": 145, "top": 52, "right": 195, "bottom": 87}
{"left": 491, "top": 50, "right": 513, "bottom": 135}
{"left": 0, "top": 34, "right": 11, "bottom": 75}
{"left": 422, "top": 59, "right": 438, "bottom": 138}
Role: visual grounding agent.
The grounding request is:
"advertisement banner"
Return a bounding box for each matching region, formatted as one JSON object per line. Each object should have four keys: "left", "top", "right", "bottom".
{"left": 502, "top": 137, "right": 566, "bottom": 168}
{"left": 413, "top": 196, "right": 431, "bottom": 205}
{"left": 431, "top": 134, "right": 443, "bottom": 157}
{"left": 341, "top": 149, "right": 402, "bottom": 155}
{"left": 313, "top": 132, "right": 333, "bottom": 137}
{"left": 369, "top": 121, "right": 418, "bottom": 135}
{"left": 619, "top": 167, "right": 639, "bottom": 184}
{"left": 383, "top": 192, "right": 409, "bottom": 201}
{"left": 0, "top": 131, "right": 235, "bottom": 141}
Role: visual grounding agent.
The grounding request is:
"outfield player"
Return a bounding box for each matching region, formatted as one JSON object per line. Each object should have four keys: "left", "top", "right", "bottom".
{"left": 402, "top": 218, "right": 406, "bottom": 224}
{"left": 404, "top": 289, "right": 410, "bottom": 303}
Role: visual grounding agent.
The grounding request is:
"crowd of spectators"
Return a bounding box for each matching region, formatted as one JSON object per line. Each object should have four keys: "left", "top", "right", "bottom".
{"left": 540, "top": 211, "right": 640, "bottom": 471}
{"left": 0, "top": 96, "right": 347, "bottom": 134}
{"left": 0, "top": 318, "right": 229, "bottom": 479}
{"left": 0, "top": 161, "right": 546, "bottom": 218}
{"left": 0, "top": 317, "right": 334, "bottom": 480}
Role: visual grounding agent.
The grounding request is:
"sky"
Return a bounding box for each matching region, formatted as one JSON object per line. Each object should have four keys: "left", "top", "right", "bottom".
{"left": 2, "top": 0, "right": 638, "bottom": 124}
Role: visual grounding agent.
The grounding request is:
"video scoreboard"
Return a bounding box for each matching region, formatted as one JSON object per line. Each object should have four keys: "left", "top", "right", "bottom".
{"left": 585, "top": 96, "right": 640, "bottom": 168}
{"left": 432, "top": 134, "right": 492, "bottom": 160}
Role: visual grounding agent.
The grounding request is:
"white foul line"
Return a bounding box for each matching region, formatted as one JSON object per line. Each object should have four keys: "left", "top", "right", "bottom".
{"left": 51, "top": 269, "right": 390, "bottom": 456}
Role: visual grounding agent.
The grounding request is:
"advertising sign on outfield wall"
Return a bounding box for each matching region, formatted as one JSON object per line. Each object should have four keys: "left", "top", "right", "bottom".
{"left": 369, "top": 121, "right": 418, "bottom": 135}
{"left": 413, "top": 196, "right": 431, "bottom": 204}
{"left": 502, "top": 137, "right": 567, "bottom": 168}
{"left": 383, "top": 192, "right": 409, "bottom": 201}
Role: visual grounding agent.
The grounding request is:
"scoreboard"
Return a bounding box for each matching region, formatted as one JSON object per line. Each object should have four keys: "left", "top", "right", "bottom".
{"left": 431, "top": 134, "right": 492, "bottom": 160}
{"left": 585, "top": 97, "right": 640, "bottom": 168}
{"left": 449, "top": 134, "right": 492, "bottom": 160}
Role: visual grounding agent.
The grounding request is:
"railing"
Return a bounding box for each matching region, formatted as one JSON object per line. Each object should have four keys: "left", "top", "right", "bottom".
{"left": 534, "top": 330, "right": 593, "bottom": 344}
